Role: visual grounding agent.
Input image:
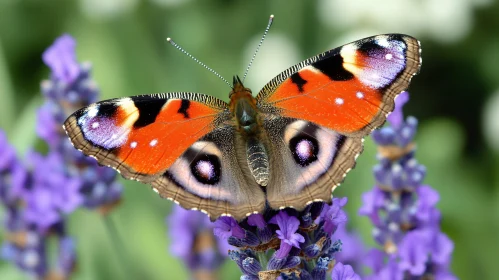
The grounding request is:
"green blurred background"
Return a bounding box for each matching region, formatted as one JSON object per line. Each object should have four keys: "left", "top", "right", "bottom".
{"left": 1, "top": 0, "right": 498, "bottom": 279}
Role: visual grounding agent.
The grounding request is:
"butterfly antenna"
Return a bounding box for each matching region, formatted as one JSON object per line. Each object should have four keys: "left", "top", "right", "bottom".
{"left": 167, "top": 37, "right": 232, "bottom": 88}
{"left": 242, "top": 14, "right": 274, "bottom": 82}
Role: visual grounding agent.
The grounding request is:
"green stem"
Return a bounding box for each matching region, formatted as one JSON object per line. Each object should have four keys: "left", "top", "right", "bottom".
{"left": 257, "top": 251, "right": 268, "bottom": 270}
{"left": 103, "top": 215, "right": 135, "bottom": 279}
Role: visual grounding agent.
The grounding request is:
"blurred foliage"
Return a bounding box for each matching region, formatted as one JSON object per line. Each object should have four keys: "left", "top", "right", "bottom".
{"left": 1, "top": 0, "right": 498, "bottom": 279}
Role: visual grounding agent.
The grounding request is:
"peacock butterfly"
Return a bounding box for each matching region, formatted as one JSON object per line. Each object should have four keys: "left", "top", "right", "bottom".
{"left": 63, "top": 16, "right": 421, "bottom": 221}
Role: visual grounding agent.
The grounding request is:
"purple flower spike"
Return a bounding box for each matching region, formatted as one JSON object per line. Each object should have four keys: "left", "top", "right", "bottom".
{"left": 247, "top": 213, "right": 266, "bottom": 228}
{"left": 333, "top": 224, "right": 365, "bottom": 268}
{"left": 0, "top": 34, "right": 128, "bottom": 280}
{"left": 248, "top": 213, "right": 272, "bottom": 243}
{"left": 362, "top": 91, "right": 456, "bottom": 279}
{"left": 398, "top": 230, "right": 428, "bottom": 275}
{"left": 22, "top": 152, "right": 84, "bottom": 231}
{"left": 387, "top": 91, "right": 409, "bottom": 129}
{"left": 214, "top": 216, "right": 246, "bottom": 239}
{"left": 0, "top": 132, "right": 27, "bottom": 206}
{"left": 269, "top": 211, "right": 304, "bottom": 259}
{"left": 168, "top": 205, "right": 228, "bottom": 273}
{"left": 377, "top": 257, "right": 403, "bottom": 280}
{"left": 359, "top": 187, "right": 385, "bottom": 224}
{"left": 42, "top": 34, "right": 80, "bottom": 83}
{"left": 415, "top": 185, "right": 440, "bottom": 222}
{"left": 218, "top": 198, "right": 359, "bottom": 278}
{"left": 320, "top": 197, "right": 348, "bottom": 235}
{"left": 331, "top": 262, "right": 361, "bottom": 280}
{"left": 364, "top": 248, "right": 385, "bottom": 275}
{"left": 427, "top": 229, "right": 454, "bottom": 266}
{"left": 169, "top": 206, "right": 210, "bottom": 259}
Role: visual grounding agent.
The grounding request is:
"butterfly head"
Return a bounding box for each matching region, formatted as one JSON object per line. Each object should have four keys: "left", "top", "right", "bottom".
{"left": 229, "top": 75, "right": 260, "bottom": 135}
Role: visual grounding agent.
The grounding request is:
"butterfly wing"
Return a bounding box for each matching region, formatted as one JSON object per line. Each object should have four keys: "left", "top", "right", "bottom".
{"left": 64, "top": 93, "right": 265, "bottom": 220}
{"left": 256, "top": 34, "right": 421, "bottom": 209}
{"left": 257, "top": 34, "right": 421, "bottom": 135}
{"left": 261, "top": 118, "right": 362, "bottom": 209}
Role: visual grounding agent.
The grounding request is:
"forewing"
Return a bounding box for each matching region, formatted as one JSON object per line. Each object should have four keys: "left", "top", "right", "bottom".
{"left": 257, "top": 34, "right": 421, "bottom": 136}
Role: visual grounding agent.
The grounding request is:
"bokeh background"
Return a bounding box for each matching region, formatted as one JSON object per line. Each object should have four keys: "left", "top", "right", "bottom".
{"left": 1, "top": 0, "right": 498, "bottom": 279}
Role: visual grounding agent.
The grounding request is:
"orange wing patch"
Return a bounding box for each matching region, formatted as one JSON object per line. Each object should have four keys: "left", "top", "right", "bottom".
{"left": 64, "top": 93, "right": 229, "bottom": 180}
{"left": 117, "top": 99, "right": 221, "bottom": 175}
{"left": 267, "top": 67, "right": 381, "bottom": 133}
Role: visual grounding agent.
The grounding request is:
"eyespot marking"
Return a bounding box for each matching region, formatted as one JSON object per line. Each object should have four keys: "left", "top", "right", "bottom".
{"left": 289, "top": 135, "right": 319, "bottom": 167}
{"left": 191, "top": 155, "right": 221, "bottom": 185}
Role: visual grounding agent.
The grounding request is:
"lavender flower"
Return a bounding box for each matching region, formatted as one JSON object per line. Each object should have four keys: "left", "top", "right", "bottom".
{"left": 214, "top": 197, "right": 353, "bottom": 279}
{"left": 331, "top": 262, "right": 361, "bottom": 280}
{"left": 23, "top": 151, "right": 83, "bottom": 231}
{"left": 167, "top": 205, "right": 231, "bottom": 278}
{"left": 269, "top": 211, "right": 305, "bottom": 259}
{"left": 333, "top": 224, "right": 365, "bottom": 273}
{"left": 0, "top": 131, "right": 27, "bottom": 209}
{"left": 39, "top": 34, "right": 122, "bottom": 211}
{"left": 1, "top": 34, "right": 123, "bottom": 279}
{"left": 361, "top": 91, "right": 456, "bottom": 279}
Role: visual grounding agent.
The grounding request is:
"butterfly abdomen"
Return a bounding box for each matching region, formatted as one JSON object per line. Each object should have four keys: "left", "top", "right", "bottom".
{"left": 246, "top": 137, "right": 270, "bottom": 187}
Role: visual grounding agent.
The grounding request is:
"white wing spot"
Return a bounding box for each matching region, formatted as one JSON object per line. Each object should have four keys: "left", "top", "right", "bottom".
{"left": 376, "top": 36, "right": 391, "bottom": 48}
{"left": 87, "top": 106, "right": 99, "bottom": 118}
{"left": 150, "top": 139, "right": 158, "bottom": 147}
{"left": 130, "top": 141, "right": 137, "bottom": 148}
{"left": 152, "top": 188, "right": 159, "bottom": 194}
{"left": 335, "top": 98, "right": 344, "bottom": 105}
{"left": 356, "top": 92, "right": 364, "bottom": 99}
{"left": 385, "top": 53, "right": 393, "bottom": 60}
{"left": 91, "top": 122, "right": 99, "bottom": 129}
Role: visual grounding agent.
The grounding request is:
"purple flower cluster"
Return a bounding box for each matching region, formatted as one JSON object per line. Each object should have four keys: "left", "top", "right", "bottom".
{"left": 167, "top": 205, "right": 232, "bottom": 278}
{"left": 39, "top": 35, "right": 122, "bottom": 211}
{"left": 212, "top": 198, "right": 361, "bottom": 280}
{"left": 0, "top": 131, "right": 78, "bottom": 278}
{"left": 361, "top": 92, "right": 456, "bottom": 279}
{"left": 0, "top": 34, "right": 122, "bottom": 278}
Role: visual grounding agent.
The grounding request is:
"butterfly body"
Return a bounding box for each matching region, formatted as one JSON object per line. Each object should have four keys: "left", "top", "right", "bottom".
{"left": 64, "top": 34, "right": 421, "bottom": 221}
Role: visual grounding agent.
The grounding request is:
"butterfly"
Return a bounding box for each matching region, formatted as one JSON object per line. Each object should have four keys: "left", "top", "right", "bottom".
{"left": 64, "top": 33, "right": 421, "bottom": 221}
